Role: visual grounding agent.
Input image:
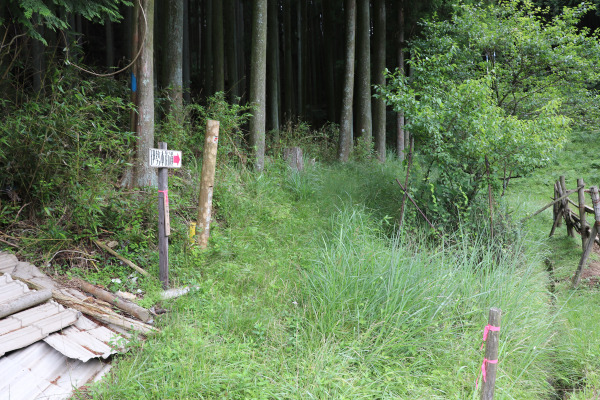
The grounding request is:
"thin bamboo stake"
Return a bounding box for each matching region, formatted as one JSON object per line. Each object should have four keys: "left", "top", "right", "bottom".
{"left": 397, "top": 137, "right": 414, "bottom": 229}
{"left": 485, "top": 155, "right": 494, "bottom": 239}
{"left": 395, "top": 179, "right": 441, "bottom": 238}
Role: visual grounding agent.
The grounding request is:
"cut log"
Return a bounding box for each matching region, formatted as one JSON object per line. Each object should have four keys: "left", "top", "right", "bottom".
{"left": 283, "top": 147, "right": 304, "bottom": 171}
{"left": 0, "top": 288, "right": 52, "bottom": 318}
{"left": 72, "top": 279, "right": 152, "bottom": 323}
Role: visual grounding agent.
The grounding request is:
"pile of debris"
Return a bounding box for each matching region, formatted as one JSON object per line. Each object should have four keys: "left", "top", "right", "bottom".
{"left": 0, "top": 251, "right": 156, "bottom": 400}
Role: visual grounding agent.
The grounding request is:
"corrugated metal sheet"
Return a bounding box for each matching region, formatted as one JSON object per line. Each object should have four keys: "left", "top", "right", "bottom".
{"left": 0, "top": 252, "right": 151, "bottom": 399}
{"left": 0, "top": 300, "right": 80, "bottom": 356}
{"left": 0, "top": 273, "right": 29, "bottom": 303}
{"left": 0, "top": 341, "right": 111, "bottom": 400}
{"left": 44, "top": 316, "right": 125, "bottom": 362}
{"left": 0, "top": 253, "right": 18, "bottom": 273}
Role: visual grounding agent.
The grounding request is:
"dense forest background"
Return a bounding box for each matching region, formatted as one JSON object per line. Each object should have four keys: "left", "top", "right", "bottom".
{"left": 2, "top": 0, "right": 599, "bottom": 167}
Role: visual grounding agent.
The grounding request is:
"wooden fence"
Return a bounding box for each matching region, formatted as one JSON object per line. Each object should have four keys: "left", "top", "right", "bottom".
{"left": 546, "top": 176, "right": 600, "bottom": 287}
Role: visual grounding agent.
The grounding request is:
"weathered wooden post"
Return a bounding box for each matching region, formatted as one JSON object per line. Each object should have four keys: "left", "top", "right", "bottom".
{"left": 196, "top": 120, "right": 220, "bottom": 248}
{"left": 578, "top": 178, "right": 587, "bottom": 251}
{"left": 573, "top": 186, "right": 600, "bottom": 287}
{"left": 549, "top": 182, "right": 563, "bottom": 237}
{"left": 481, "top": 307, "right": 501, "bottom": 400}
{"left": 283, "top": 147, "right": 304, "bottom": 171}
{"left": 555, "top": 181, "right": 563, "bottom": 227}
{"left": 559, "top": 176, "right": 575, "bottom": 237}
{"left": 149, "top": 142, "right": 183, "bottom": 289}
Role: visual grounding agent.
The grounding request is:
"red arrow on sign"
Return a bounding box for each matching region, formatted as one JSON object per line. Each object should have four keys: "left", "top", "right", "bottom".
{"left": 174, "top": 154, "right": 181, "bottom": 165}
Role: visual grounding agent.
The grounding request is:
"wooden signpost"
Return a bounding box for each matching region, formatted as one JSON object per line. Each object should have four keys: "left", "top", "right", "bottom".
{"left": 149, "top": 142, "right": 182, "bottom": 288}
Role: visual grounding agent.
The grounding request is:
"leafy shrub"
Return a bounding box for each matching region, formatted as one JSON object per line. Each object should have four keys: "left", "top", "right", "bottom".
{"left": 158, "top": 92, "right": 253, "bottom": 166}
{"left": 377, "top": 1, "right": 600, "bottom": 225}
{"left": 0, "top": 78, "right": 134, "bottom": 210}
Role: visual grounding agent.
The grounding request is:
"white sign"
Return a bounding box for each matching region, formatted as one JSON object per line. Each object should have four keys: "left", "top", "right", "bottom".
{"left": 149, "top": 148, "right": 182, "bottom": 168}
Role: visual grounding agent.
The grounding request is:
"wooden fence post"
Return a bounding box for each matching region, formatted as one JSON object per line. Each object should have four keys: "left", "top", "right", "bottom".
{"left": 196, "top": 120, "right": 220, "bottom": 248}
{"left": 481, "top": 307, "right": 501, "bottom": 400}
{"left": 559, "top": 176, "right": 575, "bottom": 237}
{"left": 549, "top": 182, "right": 562, "bottom": 237}
{"left": 573, "top": 186, "right": 600, "bottom": 287}
{"left": 578, "top": 178, "right": 587, "bottom": 251}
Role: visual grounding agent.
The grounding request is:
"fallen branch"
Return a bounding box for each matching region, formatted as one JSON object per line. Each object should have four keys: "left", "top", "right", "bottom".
{"left": 92, "top": 239, "right": 149, "bottom": 276}
{"left": 0, "top": 237, "right": 18, "bottom": 248}
{"left": 72, "top": 278, "right": 152, "bottom": 323}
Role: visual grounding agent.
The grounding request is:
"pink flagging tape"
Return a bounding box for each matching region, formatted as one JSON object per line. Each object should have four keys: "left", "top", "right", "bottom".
{"left": 158, "top": 189, "right": 169, "bottom": 205}
{"left": 476, "top": 324, "right": 500, "bottom": 390}
{"left": 480, "top": 324, "right": 500, "bottom": 350}
{"left": 476, "top": 358, "right": 499, "bottom": 389}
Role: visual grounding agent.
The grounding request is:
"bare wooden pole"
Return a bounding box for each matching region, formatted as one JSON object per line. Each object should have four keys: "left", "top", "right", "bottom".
{"left": 578, "top": 178, "right": 587, "bottom": 251}
{"left": 556, "top": 181, "right": 563, "bottom": 228}
{"left": 196, "top": 120, "right": 220, "bottom": 248}
{"left": 573, "top": 186, "right": 600, "bottom": 287}
{"left": 485, "top": 155, "right": 494, "bottom": 239}
{"left": 158, "top": 142, "right": 169, "bottom": 288}
{"left": 481, "top": 307, "right": 501, "bottom": 400}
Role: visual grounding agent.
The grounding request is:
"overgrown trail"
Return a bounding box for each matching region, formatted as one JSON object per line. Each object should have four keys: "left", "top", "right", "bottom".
{"left": 70, "top": 149, "right": 595, "bottom": 399}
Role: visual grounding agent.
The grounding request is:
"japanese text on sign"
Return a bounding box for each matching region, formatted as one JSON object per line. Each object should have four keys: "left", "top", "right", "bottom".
{"left": 149, "top": 148, "right": 182, "bottom": 168}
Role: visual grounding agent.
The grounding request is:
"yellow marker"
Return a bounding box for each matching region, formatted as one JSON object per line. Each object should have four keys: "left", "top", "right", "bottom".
{"left": 189, "top": 222, "right": 196, "bottom": 244}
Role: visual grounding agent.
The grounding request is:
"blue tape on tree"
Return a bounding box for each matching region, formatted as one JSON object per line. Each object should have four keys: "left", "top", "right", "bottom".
{"left": 131, "top": 72, "right": 137, "bottom": 92}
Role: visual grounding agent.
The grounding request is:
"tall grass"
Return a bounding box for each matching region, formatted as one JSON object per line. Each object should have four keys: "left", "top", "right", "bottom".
{"left": 84, "top": 158, "right": 566, "bottom": 399}
{"left": 304, "top": 206, "right": 556, "bottom": 398}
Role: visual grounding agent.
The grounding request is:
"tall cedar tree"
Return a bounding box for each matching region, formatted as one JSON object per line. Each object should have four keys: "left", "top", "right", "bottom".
{"left": 356, "top": 0, "right": 372, "bottom": 146}
{"left": 373, "top": 0, "right": 386, "bottom": 161}
{"left": 339, "top": 0, "right": 356, "bottom": 162}
{"left": 249, "top": 0, "right": 268, "bottom": 171}
{"left": 134, "top": 0, "right": 156, "bottom": 187}
{"left": 165, "top": 0, "right": 184, "bottom": 114}
{"left": 213, "top": 0, "right": 224, "bottom": 93}
{"left": 267, "top": 0, "right": 280, "bottom": 132}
